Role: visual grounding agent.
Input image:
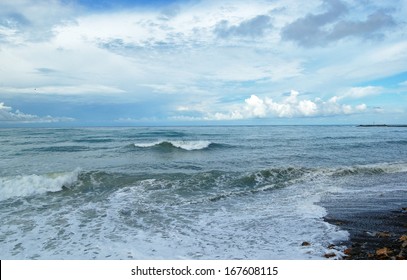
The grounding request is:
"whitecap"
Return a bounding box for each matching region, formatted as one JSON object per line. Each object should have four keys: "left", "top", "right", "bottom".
{"left": 0, "top": 168, "right": 81, "bottom": 201}
{"left": 134, "top": 140, "right": 212, "bottom": 151}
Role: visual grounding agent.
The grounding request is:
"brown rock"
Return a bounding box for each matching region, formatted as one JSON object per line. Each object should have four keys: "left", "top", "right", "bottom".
{"left": 301, "top": 241, "right": 311, "bottom": 246}
{"left": 376, "top": 247, "right": 391, "bottom": 257}
{"left": 344, "top": 248, "right": 352, "bottom": 255}
{"left": 376, "top": 231, "right": 391, "bottom": 238}
{"left": 396, "top": 250, "right": 406, "bottom": 260}
{"left": 399, "top": 235, "right": 407, "bottom": 242}
{"left": 324, "top": 253, "right": 336, "bottom": 258}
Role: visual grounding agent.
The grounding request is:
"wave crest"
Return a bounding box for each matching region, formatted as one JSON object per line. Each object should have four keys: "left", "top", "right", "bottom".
{"left": 331, "top": 162, "right": 407, "bottom": 177}
{"left": 134, "top": 140, "right": 214, "bottom": 151}
{"left": 0, "top": 169, "right": 81, "bottom": 201}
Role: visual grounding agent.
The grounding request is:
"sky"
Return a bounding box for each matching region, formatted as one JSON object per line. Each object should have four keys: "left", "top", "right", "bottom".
{"left": 0, "top": 0, "right": 406, "bottom": 126}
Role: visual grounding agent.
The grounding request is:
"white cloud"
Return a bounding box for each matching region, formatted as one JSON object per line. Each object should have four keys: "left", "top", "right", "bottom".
{"left": 0, "top": 101, "right": 73, "bottom": 123}
{"left": 0, "top": 85, "right": 125, "bottom": 95}
{"left": 201, "top": 90, "right": 368, "bottom": 120}
{"left": 298, "top": 99, "right": 318, "bottom": 116}
{"left": 340, "top": 86, "right": 383, "bottom": 99}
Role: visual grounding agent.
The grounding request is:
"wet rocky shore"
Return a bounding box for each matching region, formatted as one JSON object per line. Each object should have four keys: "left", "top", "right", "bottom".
{"left": 319, "top": 189, "right": 407, "bottom": 260}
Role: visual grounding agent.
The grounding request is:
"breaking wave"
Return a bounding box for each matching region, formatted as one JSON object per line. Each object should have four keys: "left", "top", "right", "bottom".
{"left": 2, "top": 162, "right": 406, "bottom": 203}
{"left": 133, "top": 140, "right": 216, "bottom": 151}
{"left": 0, "top": 169, "right": 81, "bottom": 201}
{"left": 330, "top": 162, "right": 407, "bottom": 177}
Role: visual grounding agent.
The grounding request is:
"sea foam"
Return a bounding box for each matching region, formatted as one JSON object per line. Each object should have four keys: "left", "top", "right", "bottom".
{"left": 0, "top": 168, "right": 80, "bottom": 201}
{"left": 134, "top": 140, "right": 212, "bottom": 151}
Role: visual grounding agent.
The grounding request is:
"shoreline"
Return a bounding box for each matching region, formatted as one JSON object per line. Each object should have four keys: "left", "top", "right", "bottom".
{"left": 320, "top": 191, "right": 407, "bottom": 259}
{"left": 324, "top": 208, "right": 407, "bottom": 259}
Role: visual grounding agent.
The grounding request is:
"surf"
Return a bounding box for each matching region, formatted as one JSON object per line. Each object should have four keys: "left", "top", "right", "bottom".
{"left": 133, "top": 140, "right": 214, "bottom": 151}
{"left": 0, "top": 168, "right": 81, "bottom": 201}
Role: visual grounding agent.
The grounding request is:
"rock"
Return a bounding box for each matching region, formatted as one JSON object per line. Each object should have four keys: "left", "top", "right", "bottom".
{"left": 396, "top": 249, "right": 406, "bottom": 260}
{"left": 376, "top": 247, "right": 391, "bottom": 257}
{"left": 401, "top": 241, "right": 407, "bottom": 248}
{"left": 324, "top": 253, "right": 336, "bottom": 258}
{"left": 344, "top": 248, "right": 352, "bottom": 255}
{"left": 399, "top": 235, "right": 407, "bottom": 242}
{"left": 327, "top": 244, "right": 336, "bottom": 249}
{"left": 376, "top": 231, "right": 391, "bottom": 238}
{"left": 301, "top": 241, "right": 311, "bottom": 246}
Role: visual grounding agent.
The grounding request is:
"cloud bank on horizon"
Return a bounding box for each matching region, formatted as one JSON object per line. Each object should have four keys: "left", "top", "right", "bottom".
{"left": 0, "top": 0, "right": 406, "bottom": 125}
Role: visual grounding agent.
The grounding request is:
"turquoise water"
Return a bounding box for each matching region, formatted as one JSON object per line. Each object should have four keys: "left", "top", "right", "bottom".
{"left": 1, "top": 126, "right": 406, "bottom": 259}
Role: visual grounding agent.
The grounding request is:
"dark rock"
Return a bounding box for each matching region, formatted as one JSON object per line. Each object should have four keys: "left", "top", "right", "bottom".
{"left": 343, "top": 248, "right": 352, "bottom": 255}
{"left": 327, "top": 244, "right": 336, "bottom": 249}
{"left": 324, "top": 253, "right": 336, "bottom": 258}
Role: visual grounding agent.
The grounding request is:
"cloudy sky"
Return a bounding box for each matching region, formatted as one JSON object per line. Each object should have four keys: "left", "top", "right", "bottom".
{"left": 1, "top": 0, "right": 406, "bottom": 126}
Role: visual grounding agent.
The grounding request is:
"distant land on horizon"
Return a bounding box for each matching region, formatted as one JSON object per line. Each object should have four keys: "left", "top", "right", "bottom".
{"left": 358, "top": 124, "right": 407, "bottom": 127}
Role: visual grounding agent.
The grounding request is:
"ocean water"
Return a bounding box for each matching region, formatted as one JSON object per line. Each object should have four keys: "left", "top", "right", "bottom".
{"left": 1, "top": 125, "right": 407, "bottom": 259}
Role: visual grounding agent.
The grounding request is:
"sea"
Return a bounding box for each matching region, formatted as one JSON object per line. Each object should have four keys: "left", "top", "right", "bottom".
{"left": 1, "top": 125, "right": 407, "bottom": 260}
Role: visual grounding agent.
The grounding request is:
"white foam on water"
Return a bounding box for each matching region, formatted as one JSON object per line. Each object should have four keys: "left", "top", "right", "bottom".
{"left": 0, "top": 169, "right": 352, "bottom": 260}
{"left": 330, "top": 162, "right": 407, "bottom": 176}
{"left": 0, "top": 169, "right": 351, "bottom": 260}
{"left": 134, "top": 140, "right": 212, "bottom": 150}
{"left": 170, "top": 140, "right": 212, "bottom": 150}
{"left": 0, "top": 168, "right": 81, "bottom": 201}
{"left": 133, "top": 141, "right": 162, "bottom": 148}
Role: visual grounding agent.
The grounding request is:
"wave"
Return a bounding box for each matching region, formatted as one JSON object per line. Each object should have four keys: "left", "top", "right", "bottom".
{"left": 386, "top": 140, "right": 407, "bottom": 145}
{"left": 133, "top": 140, "right": 216, "bottom": 151}
{"left": 2, "top": 162, "right": 406, "bottom": 203}
{"left": 330, "top": 162, "right": 407, "bottom": 177}
{"left": 0, "top": 169, "right": 81, "bottom": 201}
{"left": 201, "top": 163, "right": 407, "bottom": 202}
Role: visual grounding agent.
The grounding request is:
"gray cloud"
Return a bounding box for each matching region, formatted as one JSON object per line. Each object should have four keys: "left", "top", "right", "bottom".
{"left": 282, "top": 0, "right": 395, "bottom": 47}
{"left": 328, "top": 11, "right": 395, "bottom": 41}
{"left": 0, "top": 1, "right": 75, "bottom": 43}
{"left": 214, "top": 15, "right": 272, "bottom": 38}
{"left": 36, "top": 68, "right": 59, "bottom": 75}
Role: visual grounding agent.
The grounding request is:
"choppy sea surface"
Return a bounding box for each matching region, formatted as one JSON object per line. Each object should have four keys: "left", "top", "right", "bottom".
{"left": 1, "top": 126, "right": 406, "bottom": 259}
